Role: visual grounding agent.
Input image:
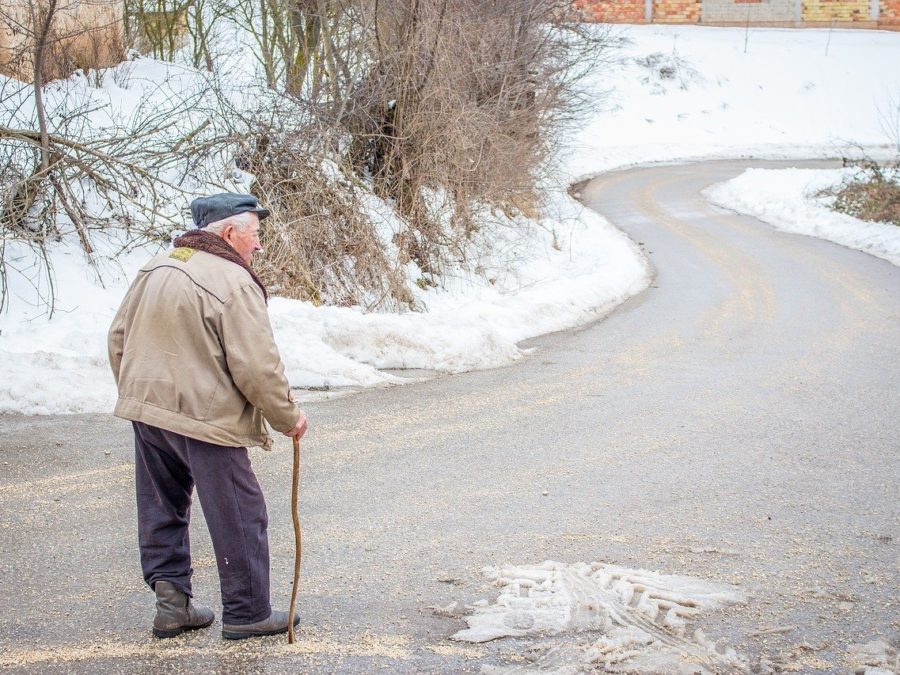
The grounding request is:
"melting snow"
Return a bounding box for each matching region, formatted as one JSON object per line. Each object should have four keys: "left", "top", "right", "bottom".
{"left": 451, "top": 561, "right": 749, "bottom": 674}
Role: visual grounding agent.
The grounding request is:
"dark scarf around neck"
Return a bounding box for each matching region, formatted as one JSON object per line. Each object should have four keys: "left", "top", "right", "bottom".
{"left": 173, "top": 229, "right": 269, "bottom": 303}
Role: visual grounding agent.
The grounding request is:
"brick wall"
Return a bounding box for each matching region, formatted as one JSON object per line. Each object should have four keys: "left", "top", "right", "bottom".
{"left": 654, "top": 0, "right": 703, "bottom": 21}
{"left": 574, "top": 0, "right": 900, "bottom": 24}
{"left": 701, "top": 0, "right": 797, "bottom": 22}
{"left": 882, "top": 0, "right": 900, "bottom": 23}
{"left": 802, "top": 0, "right": 870, "bottom": 20}
{"left": 574, "top": 0, "right": 647, "bottom": 22}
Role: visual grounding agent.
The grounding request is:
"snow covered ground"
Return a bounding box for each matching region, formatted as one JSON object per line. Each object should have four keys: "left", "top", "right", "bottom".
{"left": 2, "top": 25, "right": 900, "bottom": 415}
{"left": 564, "top": 25, "right": 900, "bottom": 178}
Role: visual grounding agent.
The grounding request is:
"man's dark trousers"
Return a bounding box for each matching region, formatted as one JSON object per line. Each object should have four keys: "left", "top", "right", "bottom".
{"left": 133, "top": 421, "right": 271, "bottom": 625}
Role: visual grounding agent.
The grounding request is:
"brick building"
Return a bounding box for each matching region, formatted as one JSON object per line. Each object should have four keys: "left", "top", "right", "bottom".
{"left": 574, "top": 0, "right": 900, "bottom": 27}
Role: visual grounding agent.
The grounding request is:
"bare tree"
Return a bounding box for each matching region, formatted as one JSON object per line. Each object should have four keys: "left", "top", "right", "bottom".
{"left": 339, "top": 0, "right": 610, "bottom": 273}
{"left": 185, "top": 0, "right": 223, "bottom": 71}
{"left": 205, "top": 0, "right": 613, "bottom": 299}
{"left": 123, "top": 0, "right": 229, "bottom": 71}
{"left": 222, "top": 0, "right": 365, "bottom": 103}
{"left": 1, "top": 0, "right": 123, "bottom": 272}
{"left": 1, "top": 0, "right": 615, "bottom": 314}
{"left": 0, "top": 1, "right": 226, "bottom": 314}
{"left": 125, "top": 0, "right": 190, "bottom": 61}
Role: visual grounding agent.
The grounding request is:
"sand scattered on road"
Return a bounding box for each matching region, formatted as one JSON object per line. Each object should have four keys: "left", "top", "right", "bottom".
{"left": 0, "top": 631, "right": 414, "bottom": 668}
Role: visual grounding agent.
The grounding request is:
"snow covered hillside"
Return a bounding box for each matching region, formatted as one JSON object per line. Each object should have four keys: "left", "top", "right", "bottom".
{"left": 564, "top": 25, "right": 900, "bottom": 180}
{"left": 2, "top": 25, "right": 899, "bottom": 415}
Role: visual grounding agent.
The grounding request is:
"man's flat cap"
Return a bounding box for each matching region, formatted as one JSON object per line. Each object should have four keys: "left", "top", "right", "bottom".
{"left": 190, "top": 193, "right": 270, "bottom": 229}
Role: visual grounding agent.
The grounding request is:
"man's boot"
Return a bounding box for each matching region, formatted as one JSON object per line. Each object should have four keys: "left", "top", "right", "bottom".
{"left": 222, "top": 610, "right": 300, "bottom": 640}
{"left": 153, "top": 580, "right": 215, "bottom": 638}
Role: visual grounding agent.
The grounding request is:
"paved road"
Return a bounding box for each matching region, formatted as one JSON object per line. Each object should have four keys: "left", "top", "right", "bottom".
{"left": 1, "top": 160, "right": 897, "bottom": 673}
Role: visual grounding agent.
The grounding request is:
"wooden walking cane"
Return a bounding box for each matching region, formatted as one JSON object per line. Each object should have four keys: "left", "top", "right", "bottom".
{"left": 287, "top": 436, "right": 302, "bottom": 644}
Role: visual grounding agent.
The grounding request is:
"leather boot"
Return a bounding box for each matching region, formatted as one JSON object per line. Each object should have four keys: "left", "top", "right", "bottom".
{"left": 153, "top": 580, "right": 215, "bottom": 638}
{"left": 222, "top": 610, "right": 300, "bottom": 640}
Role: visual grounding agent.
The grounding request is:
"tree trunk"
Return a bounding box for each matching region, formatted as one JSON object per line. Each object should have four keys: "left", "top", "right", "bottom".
{"left": 33, "top": 0, "right": 58, "bottom": 174}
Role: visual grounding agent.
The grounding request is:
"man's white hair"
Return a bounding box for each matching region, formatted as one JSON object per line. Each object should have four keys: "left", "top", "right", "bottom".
{"left": 202, "top": 210, "right": 258, "bottom": 235}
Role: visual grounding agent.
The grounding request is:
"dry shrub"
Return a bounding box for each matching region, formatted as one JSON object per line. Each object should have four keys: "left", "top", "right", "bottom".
{"left": 214, "top": 0, "right": 612, "bottom": 308}
{"left": 820, "top": 158, "right": 900, "bottom": 227}
{"left": 167, "top": 0, "right": 611, "bottom": 306}
{"left": 0, "top": 1, "right": 123, "bottom": 82}
{"left": 341, "top": 0, "right": 604, "bottom": 275}
{"left": 0, "top": 0, "right": 613, "bottom": 314}
{"left": 237, "top": 130, "right": 412, "bottom": 309}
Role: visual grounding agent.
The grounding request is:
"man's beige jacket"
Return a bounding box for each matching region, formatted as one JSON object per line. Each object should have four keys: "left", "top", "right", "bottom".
{"left": 108, "top": 246, "right": 300, "bottom": 449}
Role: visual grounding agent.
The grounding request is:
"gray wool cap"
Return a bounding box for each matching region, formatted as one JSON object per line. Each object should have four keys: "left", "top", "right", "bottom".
{"left": 190, "top": 193, "right": 270, "bottom": 229}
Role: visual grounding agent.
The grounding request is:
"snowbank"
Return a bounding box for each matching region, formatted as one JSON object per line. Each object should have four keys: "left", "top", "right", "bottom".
{"left": 705, "top": 168, "right": 900, "bottom": 266}
{"left": 0, "top": 188, "right": 647, "bottom": 414}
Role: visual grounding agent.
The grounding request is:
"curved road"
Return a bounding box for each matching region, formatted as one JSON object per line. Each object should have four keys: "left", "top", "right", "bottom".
{"left": 1, "top": 160, "right": 897, "bottom": 673}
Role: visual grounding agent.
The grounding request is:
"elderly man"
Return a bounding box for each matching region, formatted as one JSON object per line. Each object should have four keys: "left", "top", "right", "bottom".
{"left": 108, "top": 193, "right": 308, "bottom": 640}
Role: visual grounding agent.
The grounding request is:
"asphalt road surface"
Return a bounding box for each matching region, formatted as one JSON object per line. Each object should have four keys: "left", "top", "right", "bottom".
{"left": 1, "top": 160, "right": 897, "bottom": 673}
